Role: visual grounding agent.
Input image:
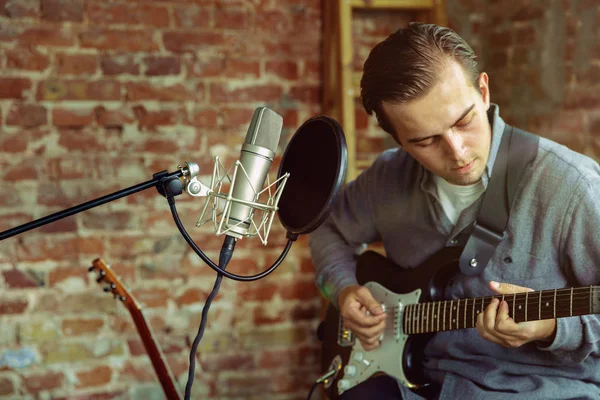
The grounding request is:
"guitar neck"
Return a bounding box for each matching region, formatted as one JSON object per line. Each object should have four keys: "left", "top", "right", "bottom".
{"left": 128, "top": 308, "right": 182, "bottom": 400}
{"left": 404, "top": 286, "right": 600, "bottom": 335}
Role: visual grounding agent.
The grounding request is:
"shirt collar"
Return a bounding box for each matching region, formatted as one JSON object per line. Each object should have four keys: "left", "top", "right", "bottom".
{"left": 420, "top": 103, "right": 505, "bottom": 194}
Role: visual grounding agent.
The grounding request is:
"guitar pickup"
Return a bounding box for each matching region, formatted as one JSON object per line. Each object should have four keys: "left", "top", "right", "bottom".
{"left": 337, "top": 315, "right": 355, "bottom": 347}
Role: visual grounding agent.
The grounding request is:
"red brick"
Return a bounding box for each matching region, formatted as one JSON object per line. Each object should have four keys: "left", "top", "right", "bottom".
{"left": 199, "top": 353, "right": 255, "bottom": 373}
{"left": 0, "top": 377, "right": 15, "bottom": 396}
{"left": 279, "top": 279, "right": 319, "bottom": 300}
{"left": 2, "top": 269, "right": 41, "bottom": 288}
{"left": 23, "top": 371, "right": 64, "bottom": 394}
{"left": 223, "top": 59, "right": 260, "bottom": 79}
{"left": 266, "top": 61, "right": 299, "bottom": 81}
{"left": 0, "top": 212, "right": 33, "bottom": 231}
{"left": 56, "top": 128, "right": 105, "bottom": 153}
{"left": 62, "top": 318, "right": 104, "bottom": 336}
{"left": 0, "top": 78, "right": 32, "bottom": 99}
{"left": 126, "top": 82, "right": 202, "bottom": 102}
{"left": 132, "top": 107, "right": 179, "bottom": 129}
{"left": 19, "top": 27, "right": 75, "bottom": 47}
{"left": 140, "top": 138, "right": 180, "bottom": 153}
{"left": 132, "top": 287, "right": 170, "bottom": 308}
{"left": 176, "top": 287, "right": 207, "bottom": 306}
{"left": 100, "top": 54, "right": 140, "bottom": 76}
{"left": 56, "top": 53, "right": 97, "bottom": 75}
{"left": 80, "top": 210, "right": 135, "bottom": 230}
{"left": 48, "top": 266, "right": 89, "bottom": 288}
{"left": 187, "top": 108, "right": 219, "bottom": 128}
{"left": 210, "top": 83, "right": 283, "bottom": 103}
{"left": 5, "top": 47, "right": 50, "bottom": 71}
{"left": 0, "top": 297, "right": 29, "bottom": 314}
{"left": 215, "top": 8, "right": 250, "bottom": 30}
{"left": 186, "top": 55, "right": 226, "bottom": 78}
{"left": 6, "top": 103, "right": 47, "bottom": 127}
{"left": 38, "top": 217, "right": 77, "bottom": 234}
{"left": 144, "top": 56, "right": 181, "bottom": 76}
{"left": 289, "top": 85, "right": 320, "bottom": 104}
{"left": 87, "top": 3, "right": 169, "bottom": 27}
{"left": 220, "top": 107, "right": 255, "bottom": 128}
{"left": 75, "top": 365, "right": 112, "bottom": 388}
{"left": 38, "top": 80, "right": 121, "bottom": 101}
{"left": 52, "top": 107, "right": 95, "bottom": 127}
{"left": 3, "top": 0, "right": 41, "bottom": 18}
{"left": 3, "top": 162, "right": 38, "bottom": 181}
{"left": 80, "top": 29, "right": 158, "bottom": 52}
{"left": 0, "top": 133, "right": 28, "bottom": 152}
{"left": 163, "top": 32, "right": 226, "bottom": 53}
{"left": 41, "top": 0, "right": 83, "bottom": 22}
{"left": 16, "top": 236, "right": 106, "bottom": 262}
{"left": 238, "top": 281, "right": 278, "bottom": 301}
{"left": 173, "top": 5, "right": 211, "bottom": 28}
{"left": 95, "top": 106, "right": 135, "bottom": 126}
{"left": 120, "top": 360, "right": 157, "bottom": 382}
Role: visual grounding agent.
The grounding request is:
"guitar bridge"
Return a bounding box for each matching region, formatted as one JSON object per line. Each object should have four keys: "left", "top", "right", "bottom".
{"left": 337, "top": 315, "right": 355, "bottom": 347}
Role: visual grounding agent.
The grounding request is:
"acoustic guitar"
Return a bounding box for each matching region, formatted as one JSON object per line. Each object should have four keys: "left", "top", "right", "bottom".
{"left": 319, "top": 247, "right": 600, "bottom": 398}
{"left": 89, "top": 258, "right": 182, "bottom": 400}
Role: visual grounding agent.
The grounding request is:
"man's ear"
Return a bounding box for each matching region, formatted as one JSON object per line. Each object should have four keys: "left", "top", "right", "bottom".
{"left": 479, "top": 72, "right": 490, "bottom": 110}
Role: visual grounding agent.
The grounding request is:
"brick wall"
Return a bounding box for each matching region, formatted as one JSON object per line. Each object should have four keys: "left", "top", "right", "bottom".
{"left": 1, "top": 1, "right": 598, "bottom": 399}
{"left": 0, "top": 1, "right": 322, "bottom": 399}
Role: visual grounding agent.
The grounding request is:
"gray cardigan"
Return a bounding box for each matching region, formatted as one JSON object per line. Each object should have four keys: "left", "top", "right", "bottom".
{"left": 309, "top": 104, "right": 600, "bottom": 399}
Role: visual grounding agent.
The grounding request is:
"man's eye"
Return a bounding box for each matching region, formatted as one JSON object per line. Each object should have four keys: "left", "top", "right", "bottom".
{"left": 456, "top": 118, "right": 473, "bottom": 128}
{"left": 416, "top": 138, "right": 434, "bottom": 147}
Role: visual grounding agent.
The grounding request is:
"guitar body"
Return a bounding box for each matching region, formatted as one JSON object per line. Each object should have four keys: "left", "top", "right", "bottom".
{"left": 320, "top": 247, "right": 463, "bottom": 399}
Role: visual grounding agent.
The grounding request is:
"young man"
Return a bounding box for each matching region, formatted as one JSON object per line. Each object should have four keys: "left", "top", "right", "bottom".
{"left": 310, "top": 23, "right": 600, "bottom": 399}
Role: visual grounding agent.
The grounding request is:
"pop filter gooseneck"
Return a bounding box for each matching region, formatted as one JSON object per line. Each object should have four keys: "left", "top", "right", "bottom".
{"left": 277, "top": 116, "right": 348, "bottom": 236}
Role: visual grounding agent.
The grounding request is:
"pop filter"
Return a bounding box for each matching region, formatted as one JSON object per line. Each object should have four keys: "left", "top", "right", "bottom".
{"left": 277, "top": 116, "right": 347, "bottom": 235}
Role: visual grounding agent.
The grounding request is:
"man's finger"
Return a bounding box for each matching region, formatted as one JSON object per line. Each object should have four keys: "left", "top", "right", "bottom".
{"left": 489, "top": 281, "right": 534, "bottom": 294}
{"left": 344, "top": 306, "right": 386, "bottom": 328}
{"left": 355, "top": 287, "right": 385, "bottom": 315}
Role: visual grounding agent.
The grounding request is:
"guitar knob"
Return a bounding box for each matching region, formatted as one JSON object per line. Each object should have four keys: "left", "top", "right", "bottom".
{"left": 344, "top": 365, "right": 357, "bottom": 376}
{"left": 352, "top": 352, "right": 364, "bottom": 362}
{"left": 88, "top": 266, "right": 95, "bottom": 272}
{"left": 338, "top": 379, "right": 351, "bottom": 391}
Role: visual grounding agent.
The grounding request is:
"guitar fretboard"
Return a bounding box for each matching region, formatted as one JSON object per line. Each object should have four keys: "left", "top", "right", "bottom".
{"left": 403, "top": 286, "right": 600, "bottom": 335}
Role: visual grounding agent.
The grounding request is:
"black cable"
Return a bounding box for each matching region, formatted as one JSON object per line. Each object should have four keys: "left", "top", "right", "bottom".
{"left": 168, "top": 197, "right": 295, "bottom": 281}
{"left": 306, "top": 381, "right": 319, "bottom": 400}
{"left": 183, "top": 235, "right": 236, "bottom": 400}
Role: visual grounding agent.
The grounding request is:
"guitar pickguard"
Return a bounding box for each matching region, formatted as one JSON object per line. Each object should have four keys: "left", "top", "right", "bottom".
{"left": 335, "top": 282, "right": 422, "bottom": 395}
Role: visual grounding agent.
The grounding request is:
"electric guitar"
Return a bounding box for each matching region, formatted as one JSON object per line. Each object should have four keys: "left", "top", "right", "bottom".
{"left": 319, "top": 247, "right": 600, "bottom": 398}
{"left": 89, "top": 258, "right": 182, "bottom": 400}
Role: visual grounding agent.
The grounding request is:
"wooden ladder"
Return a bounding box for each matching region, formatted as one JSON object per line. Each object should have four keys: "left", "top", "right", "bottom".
{"left": 323, "top": 0, "right": 448, "bottom": 181}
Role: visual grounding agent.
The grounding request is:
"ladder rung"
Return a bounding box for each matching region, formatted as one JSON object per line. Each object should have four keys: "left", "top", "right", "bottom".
{"left": 350, "top": 0, "right": 435, "bottom": 9}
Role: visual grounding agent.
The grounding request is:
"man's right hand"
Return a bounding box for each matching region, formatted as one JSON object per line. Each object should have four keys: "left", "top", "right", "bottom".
{"left": 338, "top": 284, "right": 387, "bottom": 351}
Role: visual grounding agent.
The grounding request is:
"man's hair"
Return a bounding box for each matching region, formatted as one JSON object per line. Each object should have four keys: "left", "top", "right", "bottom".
{"left": 360, "top": 22, "right": 480, "bottom": 135}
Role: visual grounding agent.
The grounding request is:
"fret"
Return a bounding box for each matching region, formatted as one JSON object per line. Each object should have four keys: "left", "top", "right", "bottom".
{"left": 415, "top": 304, "right": 420, "bottom": 334}
{"left": 463, "top": 298, "right": 467, "bottom": 329}
{"left": 570, "top": 287, "right": 573, "bottom": 316}
{"left": 420, "top": 303, "right": 425, "bottom": 334}
{"left": 412, "top": 303, "right": 417, "bottom": 334}
{"left": 404, "top": 305, "right": 410, "bottom": 334}
{"left": 525, "top": 291, "right": 528, "bottom": 322}
{"left": 553, "top": 289, "right": 557, "bottom": 319}
{"left": 512, "top": 293, "right": 516, "bottom": 319}
{"left": 436, "top": 301, "right": 440, "bottom": 332}
{"left": 538, "top": 290, "right": 542, "bottom": 320}
{"left": 425, "top": 302, "right": 430, "bottom": 333}
{"left": 472, "top": 297, "right": 476, "bottom": 328}
{"left": 449, "top": 300, "right": 453, "bottom": 331}
{"left": 443, "top": 301, "right": 447, "bottom": 331}
{"left": 455, "top": 299, "right": 459, "bottom": 329}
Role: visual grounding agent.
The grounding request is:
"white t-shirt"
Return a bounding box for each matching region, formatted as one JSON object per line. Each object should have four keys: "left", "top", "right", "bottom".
{"left": 433, "top": 175, "right": 485, "bottom": 225}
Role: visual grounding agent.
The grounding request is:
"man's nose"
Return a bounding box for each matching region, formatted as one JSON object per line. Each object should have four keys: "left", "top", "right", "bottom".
{"left": 444, "top": 130, "right": 467, "bottom": 159}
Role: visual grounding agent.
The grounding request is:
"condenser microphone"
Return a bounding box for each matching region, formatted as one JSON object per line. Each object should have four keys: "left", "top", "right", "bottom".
{"left": 225, "top": 106, "right": 283, "bottom": 238}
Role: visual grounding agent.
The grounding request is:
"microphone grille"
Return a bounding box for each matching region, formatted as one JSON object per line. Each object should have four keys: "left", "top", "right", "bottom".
{"left": 244, "top": 107, "right": 283, "bottom": 152}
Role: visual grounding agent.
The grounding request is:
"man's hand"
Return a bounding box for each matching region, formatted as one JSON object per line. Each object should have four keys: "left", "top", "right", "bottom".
{"left": 338, "top": 285, "right": 387, "bottom": 351}
{"left": 476, "top": 281, "right": 557, "bottom": 348}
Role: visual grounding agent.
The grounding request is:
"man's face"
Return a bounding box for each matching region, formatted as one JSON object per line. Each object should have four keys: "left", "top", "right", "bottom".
{"left": 381, "top": 61, "right": 492, "bottom": 186}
